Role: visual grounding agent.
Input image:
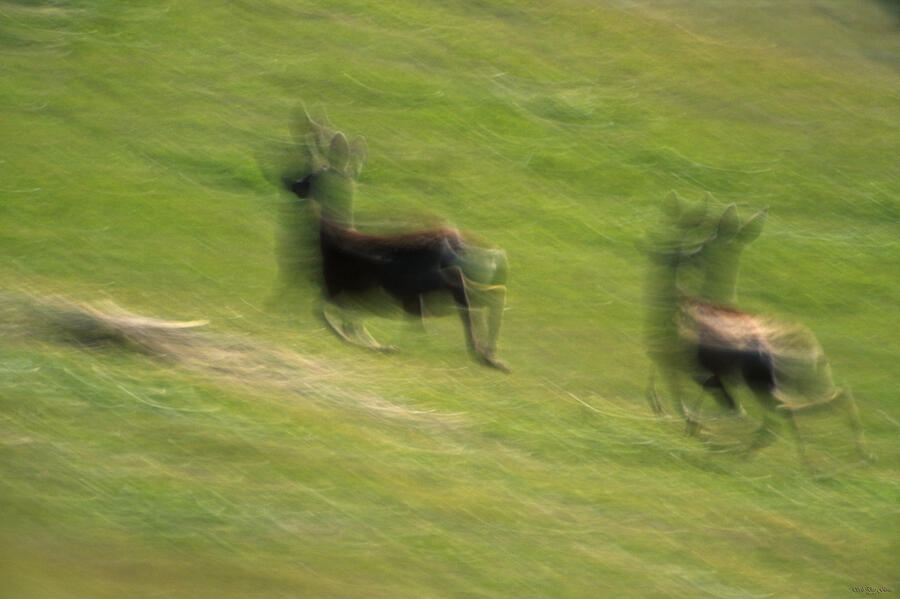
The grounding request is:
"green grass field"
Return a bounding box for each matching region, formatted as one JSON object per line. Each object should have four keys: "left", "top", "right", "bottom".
{"left": 1, "top": 1, "right": 898, "bottom": 597}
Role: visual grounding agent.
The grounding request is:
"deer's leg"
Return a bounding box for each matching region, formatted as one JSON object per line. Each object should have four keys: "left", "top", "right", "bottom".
{"left": 794, "top": 388, "right": 873, "bottom": 463}
{"left": 465, "top": 280, "right": 507, "bottom": 362}
{"left": 744, "top": 388, "right": 784, "bottom": 457}
{"left": 838, "top": 389, "right": 874, "bottom": 462}
{"left": 322, "top": 301, "right": 397, "bottom": 353}
{"left": 701, "top": 375, "right": 745, "bottom": 415}
{"left": 779, "top": 387, "right": 874, "bottom": 463}
{"left": 781, "top": 408, "right": 809, "bottom": 466}
{"left": 400, "top": 295, "right": 429, "bottom": 333}
{"left": 807, "top": 388, "right": 873, "bottom": 462}
{"left": 439, "top": 266, "right": 478, "bottom": 352}
{"left": 484, "top": 286, "right": 506, "bottom": 361}
{"left": 475, "top": 284, "right": 509, "bottom": 373}
{"left": 440, "top": 267, "right": 508, "bottom": 372}
{"left": 418, "top": 294, "right": 429, "bottom": 330}
{"left": 655, "top": 364, "right": 701, "bottom": 434}
{"left": 644, "top": 356, "right": 691, "bottom": 419}
{"left": 745, "top": 412, "right": 779, "bottom": 456}
{"left": 646, "top": 367, "right": 664, "bottom": 416}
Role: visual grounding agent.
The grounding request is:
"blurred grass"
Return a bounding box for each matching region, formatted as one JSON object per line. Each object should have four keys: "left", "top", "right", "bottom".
{"left": 1, "top": 0, "right": 898, "bottom": 597}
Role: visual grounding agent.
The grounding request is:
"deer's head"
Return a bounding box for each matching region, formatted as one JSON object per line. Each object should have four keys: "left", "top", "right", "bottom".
{"left": 284, "top": 111, "right": 367, "bottom": 228}
{"left": 640, "top": 191, "right": 714, "bottom": 269}
{"left": 695, "top": 203, "right": 767, "bottom": 304}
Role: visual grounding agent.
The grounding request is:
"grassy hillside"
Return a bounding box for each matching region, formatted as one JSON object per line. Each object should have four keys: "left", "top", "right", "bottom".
{"left": 1, "top": 0, "right": 898, "bottom": 597}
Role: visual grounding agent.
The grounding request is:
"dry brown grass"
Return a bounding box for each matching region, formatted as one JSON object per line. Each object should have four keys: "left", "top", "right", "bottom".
{"left": 0, "top": 291, "right": 463, "bottom": 425}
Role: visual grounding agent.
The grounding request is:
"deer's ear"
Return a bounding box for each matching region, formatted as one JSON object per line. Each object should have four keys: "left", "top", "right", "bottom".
{"left": 716, "top": 204, "right": 740, "bottom": 240}
{"left": 662, "top": 191, "right": 683, "bottom": 220}
{"left": 307, "top": 115, "right": 326, "bottom": 148}
{"left": 680, "top": 193, "right": 710, "bottom": 228}
{"left": 328, "top": 132, "right": 350, "bottom": 172}
{"left": 349, "top": 136, "right": 367, "bottom": 178}
{"left": 304, "top": 109, "right": 317, "bottom": 133}
{"left": 291, "top": 105, "right": 315, "bottom": 142}
{"left": 309, "top": 112, "right": 336, "bottom": 158}
{"left": 737, "top": 207, "right": 767, "bottom": 244}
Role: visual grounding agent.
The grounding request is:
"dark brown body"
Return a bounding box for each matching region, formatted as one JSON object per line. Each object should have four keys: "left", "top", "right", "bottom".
{"left": 318, "top": 219, "right": 470, "bottom": 317}
{"left": 687, "top": 299, "right": 777, "bottom": 411}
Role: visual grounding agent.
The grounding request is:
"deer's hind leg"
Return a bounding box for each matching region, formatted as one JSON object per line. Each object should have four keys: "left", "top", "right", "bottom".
{"left": 440, "top": 267, "right": 509, "bottom": 372}
{"left": 838, "top": 389, "right": 874, "bottom": 462}
{"left": 464, "top": 280, "right": 507, "bottom": 366}
{"left": 781, "top": 387, "right": 874, "bottom": 463}
{"left": 807, "top": 387, "right": 873, "bottom": 463}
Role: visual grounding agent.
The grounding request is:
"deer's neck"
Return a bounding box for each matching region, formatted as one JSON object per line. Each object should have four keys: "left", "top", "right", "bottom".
{"left": 312, "top": 170, "right": 355, "bottom": 229}
{"left": 699, "top": 247, "right": 743, "bottom": 305}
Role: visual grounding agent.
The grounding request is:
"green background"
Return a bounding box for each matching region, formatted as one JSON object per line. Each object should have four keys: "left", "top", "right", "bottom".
{"left": 1, "top": 1, "right": 897, "bottom": 597}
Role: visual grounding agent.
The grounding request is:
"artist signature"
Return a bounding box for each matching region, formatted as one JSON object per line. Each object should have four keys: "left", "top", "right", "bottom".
{"left": 851, "top": 586, "right": 893, "bottom": 596}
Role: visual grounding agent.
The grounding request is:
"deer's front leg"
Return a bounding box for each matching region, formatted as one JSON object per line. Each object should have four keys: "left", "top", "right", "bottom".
{"left": 321, "top": 301, "right": 397, "bottom": 353}
{"left": 439, "top": 266, "right": 479, "bottom": 354}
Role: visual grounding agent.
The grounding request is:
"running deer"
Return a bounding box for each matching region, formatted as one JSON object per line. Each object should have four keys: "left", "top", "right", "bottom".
{"left": 643, "top": 192, "right": 870, "bottom": 462}
{"left": 281, "top": 112, "right": 509, "bottom": 372}
{"left": 645, "top": 195, "right": 767, "bottom": 417}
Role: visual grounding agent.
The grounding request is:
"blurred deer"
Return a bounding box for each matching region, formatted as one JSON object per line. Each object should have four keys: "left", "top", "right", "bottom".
{"left": 281, "top": 112, "right": 509, "bottom": 372}
{"left": 643, "top": 192, "right": 870, "bottom": 462}
{"left": 647, "top": 198, "right": 768, "bottom": 417}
